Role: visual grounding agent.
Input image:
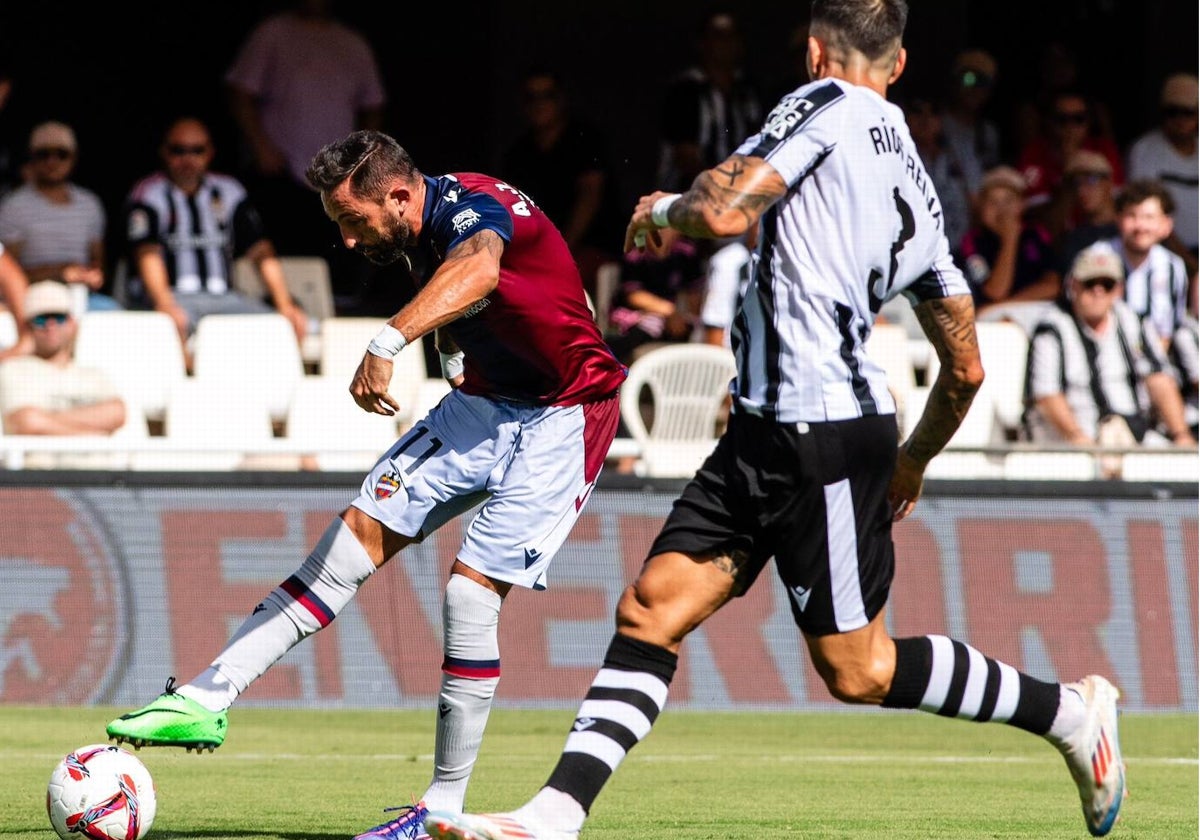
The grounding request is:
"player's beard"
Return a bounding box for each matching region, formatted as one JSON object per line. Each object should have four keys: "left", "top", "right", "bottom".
{"left": 358, "top": 214, "right": 414, "bottom": 266}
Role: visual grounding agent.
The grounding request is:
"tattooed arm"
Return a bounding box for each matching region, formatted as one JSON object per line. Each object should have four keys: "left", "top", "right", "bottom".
{"left": 888, "top": 294, "right": 985, "bottom": 520}
{"left": 624, "top": 154, "right": 787, "bottom": 253}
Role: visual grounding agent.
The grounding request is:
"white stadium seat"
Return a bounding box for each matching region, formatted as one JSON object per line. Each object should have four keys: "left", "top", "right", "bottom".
{"left": 285, "top": 375, "right": 401, "bottom": 471}
{"left": 191, "top": 313, "right": 305, "bottom": 424}
{"left": 74, "top": 310, "right": 188, "bottom": 423}
{"left": 319, "top": 317, "right": 429, "bottom": 428}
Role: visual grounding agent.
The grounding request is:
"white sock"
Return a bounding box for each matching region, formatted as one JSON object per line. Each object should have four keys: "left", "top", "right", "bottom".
{"left": 1047, "top": 683, "right": 1087, "bottom": 743}
{"left": 423, "top": 574, "right": 502, "bottom": 813}
{"left": 516, "top": 787, "right": 586, "bottom": 835}
{"left": 179, "top": 518, "right": 376, "bottom": 711}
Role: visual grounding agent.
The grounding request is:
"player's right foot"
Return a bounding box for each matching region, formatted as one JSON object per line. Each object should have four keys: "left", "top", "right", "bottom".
{"left": 1054, "top": 674, "right": 1126, "bottom": 836}
{"left": 424, "top": 811, "right": 577, "bottom": 840}
{"left": 106, "top": 677, "right": 227, "bottom": 753}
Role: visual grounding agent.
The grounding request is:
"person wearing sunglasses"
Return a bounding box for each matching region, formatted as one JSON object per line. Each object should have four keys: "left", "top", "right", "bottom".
{"left": 0, "top": 279, "right": 126, "bottom": 440}
{"left": 1022, "top": 242, "right": 1194, "bottom": 461}
{"left": 1017, "top": 90, "right": 1124, "bottom": 226}
{"left": 0, "top": 121, "right": 121, "bottom": 312}
{"left": 122, "top": 116, "right": 308, "bottom": 364}
{"left": 1127, "top": 73, "right": 1198, "bottom": 266}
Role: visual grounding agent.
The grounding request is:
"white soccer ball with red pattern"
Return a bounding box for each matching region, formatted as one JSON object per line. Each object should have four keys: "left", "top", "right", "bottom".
{"left": 46, "top": 744, "right": 157, "bottom": 839}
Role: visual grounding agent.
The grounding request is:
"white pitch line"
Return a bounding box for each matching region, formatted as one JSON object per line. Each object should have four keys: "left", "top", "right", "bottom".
{"left": 20, "top": 752, "right": 1197, "bottom": 765}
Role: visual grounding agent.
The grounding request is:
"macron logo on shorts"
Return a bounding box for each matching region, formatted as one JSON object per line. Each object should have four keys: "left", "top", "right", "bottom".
{"left": 790, "top": 584, "right": 812, "bottom": 613}
{"left": 523, "top": 547, "right": 542, "bottom": 569}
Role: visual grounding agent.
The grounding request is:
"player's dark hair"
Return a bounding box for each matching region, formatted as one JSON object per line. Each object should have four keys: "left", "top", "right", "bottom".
{"left": 810, "top": 0, "right": 907, "bottom": 61}
{"left": 1115, "top": 178, "right": 1176, "bottom": 216}
{"left": 306, "top": 130, "right": 418, "bottom": 198}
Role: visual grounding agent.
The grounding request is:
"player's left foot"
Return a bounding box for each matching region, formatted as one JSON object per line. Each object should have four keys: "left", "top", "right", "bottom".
{"left": 1053, "top": 675, "right": 1127, "bottom": 836}
{"left": 424, "top": 810, "right": 577, "bottom": 840}
{"left": 355, "top": 802, "right": 430, "bottom": 840}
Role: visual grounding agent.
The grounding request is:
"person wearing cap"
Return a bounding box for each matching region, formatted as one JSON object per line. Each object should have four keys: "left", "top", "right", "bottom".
{"left": 941, "top": 47, "right": 1000, "bottom": 184}
{"left": 957, "top": 165, "right": 1059, "bottom": 326}
{"left": 1053, "top": 149, "right": 1119, "bottom": 276}
{"left": 1127, "top": 73, "right": 1198, "bottom": 259}
{"left": 1022, "top": 242, "right": 1194, "bottom": 462}
{"left": 0, "top": 120, "right": 121, "bottom": 313}
{"left": 0, "top": 280, "right": 126, "bottom": 436}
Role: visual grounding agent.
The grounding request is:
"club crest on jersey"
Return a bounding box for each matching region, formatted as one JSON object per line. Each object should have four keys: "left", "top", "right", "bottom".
{"left": 374, "top": 472, "right": 401, "bottom": 500}
{"left": 451, "top": 208, "right": 482, "bottom": 234}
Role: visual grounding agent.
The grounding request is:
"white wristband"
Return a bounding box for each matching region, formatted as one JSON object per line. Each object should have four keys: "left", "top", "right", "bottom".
{"left": 367, "top": 324, "right": 408, "bottom": 359}
{"left": 440, "top": 350, "right": 465, "bottom": 380}
{"left": 651, "top": 193, "right": 681, "bottom": 227}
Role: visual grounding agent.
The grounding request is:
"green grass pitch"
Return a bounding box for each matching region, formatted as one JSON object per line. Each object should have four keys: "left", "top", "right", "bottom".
{"left": 5, "top": 706, "right": 1195, "bottom": 839}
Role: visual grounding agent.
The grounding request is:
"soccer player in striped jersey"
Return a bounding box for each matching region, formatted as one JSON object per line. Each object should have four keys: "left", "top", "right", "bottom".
{"left": 426, "top": 2, "right": 1125, "bottom": 839}
{"left": 107, "top": 131, "right": 627, "bottom": 840}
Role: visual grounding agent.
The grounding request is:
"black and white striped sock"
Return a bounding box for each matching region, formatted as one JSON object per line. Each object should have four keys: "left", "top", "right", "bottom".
{"left": 544, "top": 634, "right": 678, "bottom": 813}
{"left": 883, "top": 635, "right": 1059, "bottom": 735}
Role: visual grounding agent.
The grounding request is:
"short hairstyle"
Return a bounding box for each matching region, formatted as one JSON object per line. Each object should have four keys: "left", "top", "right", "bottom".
{"left": 1115, "top": 179, "right": 1176, "bottom": 216}
{"left": 306, "top": 130, "right": 419, "bottom": 199}
{"left": 810, "top": 0, "right": 907, "bottom": 62}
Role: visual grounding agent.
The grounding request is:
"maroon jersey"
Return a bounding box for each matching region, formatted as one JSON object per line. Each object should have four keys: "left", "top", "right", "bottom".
{"left": 411, "top": 172, "right": 626, "bottom": 405}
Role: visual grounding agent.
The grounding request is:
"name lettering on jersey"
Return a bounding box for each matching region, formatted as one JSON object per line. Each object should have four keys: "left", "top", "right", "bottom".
{"left": 451, "top": 207, "right": 482, "bottom": 234}
{"left": 868, "top": 120, "right": 943, "bottom": 230}
{"left": 495, "top": 182, "right": 536, "bottom": 217}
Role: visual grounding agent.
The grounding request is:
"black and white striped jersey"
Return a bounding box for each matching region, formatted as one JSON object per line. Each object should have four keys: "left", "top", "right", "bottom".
{"left": 125, "top": 172, "right": 268, "bottom": 296}
{"left": 731, "top": 78, "right": 970, "bottom": 423}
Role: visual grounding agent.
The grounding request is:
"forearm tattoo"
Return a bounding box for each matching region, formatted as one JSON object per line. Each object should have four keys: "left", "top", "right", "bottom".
{"left": 672, "top": 156, "right": 781, "bottom": 237}
{"left": 908, "top": 296, "right": 982, "bottom": 464}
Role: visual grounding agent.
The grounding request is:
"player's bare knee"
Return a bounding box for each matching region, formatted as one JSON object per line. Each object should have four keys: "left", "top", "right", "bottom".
{"left": 818, "top": 661, "right": 891, "bottom": 705}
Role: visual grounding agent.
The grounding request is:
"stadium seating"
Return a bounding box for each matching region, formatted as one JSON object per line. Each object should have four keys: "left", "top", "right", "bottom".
{"left": 285, "top": 375, "right": 401, "bottom": 471}
{"left": 0, "top": 310, "right": 16, "bottom": 351}
{"left": 73, "top": 310, "right": 188, "bottom": 424}
{"left": 619, "top": 342, "right": 736, "bottom": 478}
{"left": 232, "top": 256, "right": 333, "bottom": 364}
{"left": 318, "top": 317, "right": 429, "bottom": 431}
{"left": 190, "top": 313, "right": 306, "bottom": 424}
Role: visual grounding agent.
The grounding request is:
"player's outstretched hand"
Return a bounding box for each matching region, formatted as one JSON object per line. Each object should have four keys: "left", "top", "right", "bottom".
{"left": 350, "top": 353, "right": 401, "bottom": 416}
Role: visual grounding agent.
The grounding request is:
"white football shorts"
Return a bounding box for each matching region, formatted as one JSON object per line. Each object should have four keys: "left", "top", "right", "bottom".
{"left": 352, "top": 388, "right": 619, "bottom": 590}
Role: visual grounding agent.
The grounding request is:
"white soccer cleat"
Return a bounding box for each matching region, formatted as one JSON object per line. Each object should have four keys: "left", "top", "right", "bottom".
{"left": 424, "top": 810, "right": 576, "bottom": 840}
{"left": 1055, "top": 675, "right": 1127, "bottom": 836}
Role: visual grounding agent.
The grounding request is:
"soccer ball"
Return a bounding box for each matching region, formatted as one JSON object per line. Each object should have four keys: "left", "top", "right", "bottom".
{"left": 46, "top": 744, "right": 157, "bottom": 840}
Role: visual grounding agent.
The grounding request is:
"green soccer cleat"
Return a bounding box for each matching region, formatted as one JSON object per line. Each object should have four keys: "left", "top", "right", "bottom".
{"left": 106, "top": 677, "right": 227, "bottom": 753}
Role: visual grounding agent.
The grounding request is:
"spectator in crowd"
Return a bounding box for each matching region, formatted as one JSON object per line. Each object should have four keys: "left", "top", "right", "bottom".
{"left": 0, "top": 121, "right": 120, "bottom": 312}
{"left": 1054, "top": 149, "right": 1119, "bottom": 276}
{"left": 0, "top": 279, "right": 125, "bottom": 436}
{"left": 1109, "top": 179, "right": 1192, "bottom": 346}
{"left": 1126, "top": 73, "right": 1198, "bottom": 268}
{"left": 656, "top": 10, "right": 765, "bottom": 194}
{"left": 1018, "top": 89, "right": 1124, "bottom": 237}
{"left": 958, "top": 165, "right": 1059, "bottom": 327}
{"left": 499, "top": 68, "right": 625, "bottom": 303}
{"left": 225, "top": 0, "right": 387, "bottom": 313}
{"left": 1168, "top": 314, "right": 1199, "bottom": 439}
{"left": 123, "top": 116, "right": 308, "bottom": 362}
{"left": 940, "top": 48, "right": 1001, "bottom": 183}
{"left": 604, "top": 237, "right": 705, "bottom": 366}
{"left": 1022, "top": 243, "right": 1194, "bottom": 470}
{"left": 0, "top": 239, "right": 31, "bottom": 360}
{"left": 903, "top": 93, "right": 977, "bottom": 252}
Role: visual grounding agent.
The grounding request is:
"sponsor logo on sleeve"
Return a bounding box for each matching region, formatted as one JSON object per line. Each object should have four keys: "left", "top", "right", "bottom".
{"left": 451, "top": 208, "right": 482, "bottom": 234}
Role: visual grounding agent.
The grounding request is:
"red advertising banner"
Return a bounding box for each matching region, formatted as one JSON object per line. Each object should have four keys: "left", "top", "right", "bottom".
{"left": 0, "top": 485, "right": 1194, "bottom": 712}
